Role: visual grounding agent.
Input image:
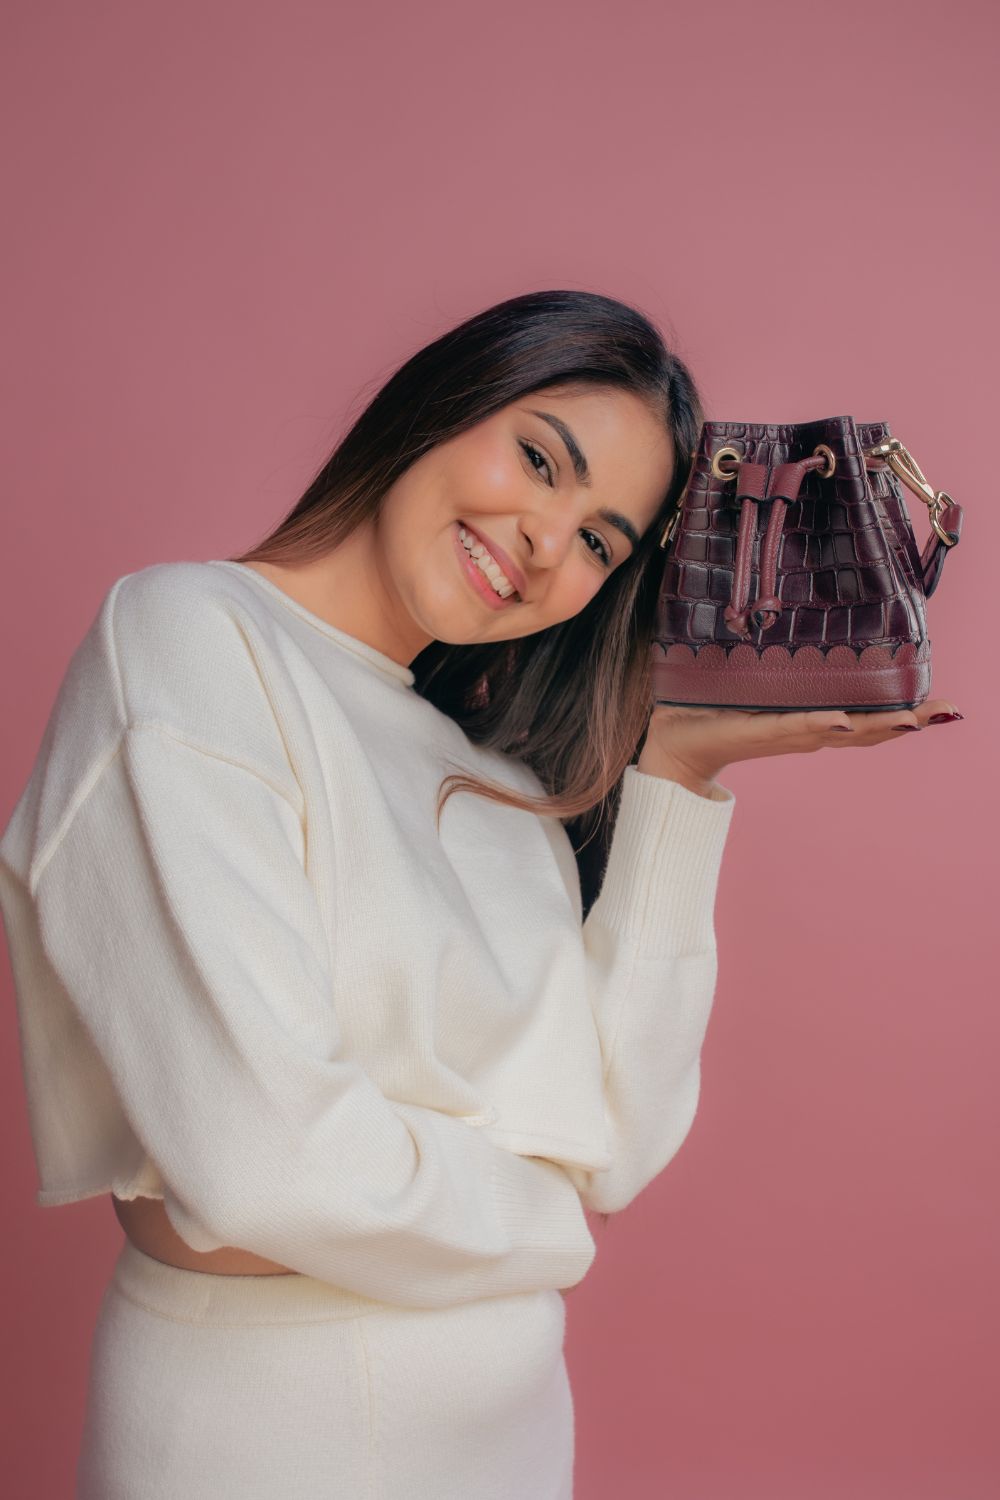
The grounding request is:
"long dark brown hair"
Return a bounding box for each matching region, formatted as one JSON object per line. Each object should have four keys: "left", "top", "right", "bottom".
{"left": 230, "top": 289, "right": 705, "bottom": 929}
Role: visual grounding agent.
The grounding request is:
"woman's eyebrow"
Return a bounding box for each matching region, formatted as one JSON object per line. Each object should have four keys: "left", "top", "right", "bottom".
{"left": 527, "top": 409, "right": 641, "bottom": 550}
{"left": 528, "top": 409, "right": 591, "bottom": 484}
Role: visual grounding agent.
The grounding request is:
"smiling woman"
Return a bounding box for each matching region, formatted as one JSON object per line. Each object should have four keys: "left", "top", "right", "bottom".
{"left": 230, "top": 288, "right": 703, "bottom": 893}
{"left": 0, "top": 288, "right": 728, "bottom": 1500}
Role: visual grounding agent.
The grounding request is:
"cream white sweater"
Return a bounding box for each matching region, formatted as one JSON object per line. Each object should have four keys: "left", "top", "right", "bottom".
{"left": 0, "top": 559, "right": 736, "bottom": 1310}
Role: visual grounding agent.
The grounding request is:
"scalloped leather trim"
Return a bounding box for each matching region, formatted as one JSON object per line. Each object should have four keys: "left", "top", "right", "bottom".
{"left": 650, "top": 640, "right": 929, "bottom": 671}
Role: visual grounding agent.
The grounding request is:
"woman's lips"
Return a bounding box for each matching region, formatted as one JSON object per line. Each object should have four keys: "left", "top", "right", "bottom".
{"left": 457, "top": 521, "right": 526, "bottom": 599}
{"left": 452, "top": 523, "right": 518, "bottom": 610}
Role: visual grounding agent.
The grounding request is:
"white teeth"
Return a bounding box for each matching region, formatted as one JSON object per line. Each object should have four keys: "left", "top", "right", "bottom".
{"left": 457, "top": 525, "right": 517, "bottom": 599}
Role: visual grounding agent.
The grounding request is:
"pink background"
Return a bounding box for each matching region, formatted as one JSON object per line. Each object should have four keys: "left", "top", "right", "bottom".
{"left": 2, "top": 1, "right": 997, "bottom": 1494}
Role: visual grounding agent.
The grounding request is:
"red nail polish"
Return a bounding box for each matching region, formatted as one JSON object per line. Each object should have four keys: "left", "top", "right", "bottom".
{"left": 928, "top": 712, "right": 963, "bottom": 723}
{"left": 892, "top": 725, "right": 921, "bottom": 732}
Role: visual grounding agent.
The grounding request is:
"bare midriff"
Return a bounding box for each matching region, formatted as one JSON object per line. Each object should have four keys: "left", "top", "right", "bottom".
{"left": 111, "top": 1193, "right": 300, "bottom": 1276}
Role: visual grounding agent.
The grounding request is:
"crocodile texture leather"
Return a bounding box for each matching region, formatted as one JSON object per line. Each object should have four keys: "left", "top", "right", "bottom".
{"left": 651, "top": 414, "right": 964, "bottom": 712}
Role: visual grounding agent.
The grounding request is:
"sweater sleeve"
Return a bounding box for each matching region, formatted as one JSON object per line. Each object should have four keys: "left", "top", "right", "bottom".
{"left": 554, "top": 765, "right": 737, "bottom": 1214}
{"left": 29, "top": 722, "right": 596, "bottom": 1308}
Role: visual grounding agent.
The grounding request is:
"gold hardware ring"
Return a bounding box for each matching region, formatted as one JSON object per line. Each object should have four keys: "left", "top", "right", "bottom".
{"left": 813, "top": 443, "right": 836, "bottom": 478}
{"left": 710, "top": 445, "right": 742, "bottom": 480}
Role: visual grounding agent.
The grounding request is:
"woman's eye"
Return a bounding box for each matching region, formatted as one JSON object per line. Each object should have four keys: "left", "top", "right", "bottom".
{"left": 520, "top": 439, "right": 554, "bottom": 485}
{"left": 520, "top": 439, "right": 612, "bottom": 567}
{"left": 582, "top": 530, "right": 612, "bottom": 567}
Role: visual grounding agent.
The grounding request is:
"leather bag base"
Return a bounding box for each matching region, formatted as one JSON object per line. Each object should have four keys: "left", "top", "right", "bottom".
{"left": 651, "top": 638, "right": 931, "bottom": 713}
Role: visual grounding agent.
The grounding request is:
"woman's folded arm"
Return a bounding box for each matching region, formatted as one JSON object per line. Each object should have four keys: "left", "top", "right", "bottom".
{"left": 550, "top": 765, "right": 737, "bottom": 1214}
{"left": 30, "top": 723, "right": 595, "bottom": 1309}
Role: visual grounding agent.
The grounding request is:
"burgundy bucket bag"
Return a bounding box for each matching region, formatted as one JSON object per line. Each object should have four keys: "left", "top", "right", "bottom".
{"left": 651, "top": 415, "right": 964, "bottom": 712}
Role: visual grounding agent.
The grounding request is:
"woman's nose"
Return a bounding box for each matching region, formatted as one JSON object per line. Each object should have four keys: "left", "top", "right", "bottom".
{"left": 518, "top": 513, "right": 578, "bottom": 568}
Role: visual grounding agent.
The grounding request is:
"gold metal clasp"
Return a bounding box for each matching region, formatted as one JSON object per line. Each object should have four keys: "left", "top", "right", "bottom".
{"left": 659, "top": 443, "right": 746, "bottom": 549}
{"left": 865, "top": 437, "right": 958, "bottom": 547}
{"left": 658, "top": 507, "right": 680, "bottom": 549}
{"left": 659, "top": 449, "right": 726, "bottom": 550}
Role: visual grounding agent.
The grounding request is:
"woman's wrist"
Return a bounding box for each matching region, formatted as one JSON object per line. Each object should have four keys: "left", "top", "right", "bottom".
{"left": 634, "top": 746, "right": 721, "bottom": 799}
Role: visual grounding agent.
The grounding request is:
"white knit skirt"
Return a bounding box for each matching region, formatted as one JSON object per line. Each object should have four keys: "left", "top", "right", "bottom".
{"left": 76, "top": 1241, "right": 575, "bottom": 1499}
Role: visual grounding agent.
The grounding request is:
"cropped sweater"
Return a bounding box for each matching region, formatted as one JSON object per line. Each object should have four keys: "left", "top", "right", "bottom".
{"left": 0, "top": 559, "right": 736, "bottom": 1310}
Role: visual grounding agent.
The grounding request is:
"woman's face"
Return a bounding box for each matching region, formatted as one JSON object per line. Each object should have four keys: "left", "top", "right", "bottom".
{"left": 377, "top": 384, "right": 676, "bottom": 659}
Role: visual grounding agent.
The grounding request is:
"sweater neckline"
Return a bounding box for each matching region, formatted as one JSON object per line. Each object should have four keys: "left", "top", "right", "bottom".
{"left": 207, "top": 560, "right": 416, "bottom": 688}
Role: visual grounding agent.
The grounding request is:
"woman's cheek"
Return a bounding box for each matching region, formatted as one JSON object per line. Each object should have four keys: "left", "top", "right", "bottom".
{"left": 540, "top": 576, "right": 598, "bottom": 628}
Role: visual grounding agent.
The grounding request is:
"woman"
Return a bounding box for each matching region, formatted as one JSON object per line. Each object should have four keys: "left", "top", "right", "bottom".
{"left": 0, "top": 288, "right": 959, "bottom": 1498}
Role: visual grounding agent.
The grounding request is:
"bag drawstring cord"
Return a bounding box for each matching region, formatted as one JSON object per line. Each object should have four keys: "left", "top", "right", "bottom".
{"left": 723, "top": 456, "right": 830, "bottom": 639}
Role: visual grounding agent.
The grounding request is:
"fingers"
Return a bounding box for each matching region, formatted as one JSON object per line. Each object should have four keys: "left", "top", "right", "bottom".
{"left": 741, "top": 709, "right": 855, "bottom": 738}
{"left": 903, "top": 700, "right": 963, "bottom": 728}
{"left": 816, "top": 699, "right": 963, "bottom": 746}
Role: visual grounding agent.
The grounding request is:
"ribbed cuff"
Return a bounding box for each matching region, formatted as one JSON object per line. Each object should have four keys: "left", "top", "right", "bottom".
{"left": 489, "top": 1143, "right": 597, "bottom": 1257}
{"left": 586, "top": 764, "right": 736, "bottom": 955}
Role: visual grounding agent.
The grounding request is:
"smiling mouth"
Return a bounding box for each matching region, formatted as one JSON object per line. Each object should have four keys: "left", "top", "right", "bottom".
{"left": 456, "top": 522, "right": 522, "bottom": 601}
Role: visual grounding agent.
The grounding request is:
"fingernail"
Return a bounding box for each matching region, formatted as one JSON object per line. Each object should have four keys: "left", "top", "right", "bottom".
{"left": 928, "top": 712, "right": 963, "bottom": 724}
{"left": 831, "top": 726, "right": 855, "bottom": 732}
{"left": 891, "top": 725, "right": 921, "bottom": 732}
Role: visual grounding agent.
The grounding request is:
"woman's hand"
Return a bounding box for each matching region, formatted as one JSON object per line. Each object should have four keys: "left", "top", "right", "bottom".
{"left": 636, "top": 697, "right": 964, "bottom": 795}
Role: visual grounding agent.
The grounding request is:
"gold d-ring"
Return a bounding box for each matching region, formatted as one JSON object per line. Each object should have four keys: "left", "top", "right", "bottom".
{"left": 710, "top": 445, "right": 742, "bottom": 480}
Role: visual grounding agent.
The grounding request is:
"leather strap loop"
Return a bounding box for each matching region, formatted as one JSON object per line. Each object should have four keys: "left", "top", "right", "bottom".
{"left": 920, "top": 502, "right": 963, "bottom": 596}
